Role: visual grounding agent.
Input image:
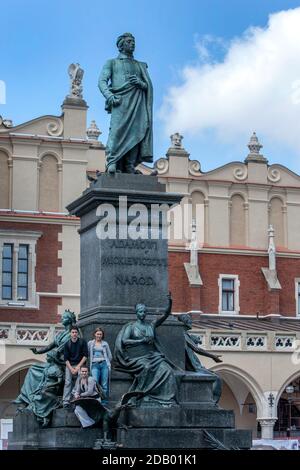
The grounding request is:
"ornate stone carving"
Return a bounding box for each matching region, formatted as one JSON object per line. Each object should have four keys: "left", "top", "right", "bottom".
{"left": 210, "top": 334, "right": 241, "bottom": 349}
{"left": 0, "top": 117, "right": 13, "bottom": 129}
{"left": 245, "top": 132, "right": 268, "bottom": 163}
{"left": 233, "top": 165, "right": 248, "bottom": 181}
{"left": 170, "top": 132, "right": 183, "bottom": 148}
{"left": 275, "top": 335, "right": 295, "bottom": 349}
{"left": 248, "top": 131, "right": 263, "bottom": 155}
{"left": 0, "top": 328, "right": 9, "bottom": 340}
{"left": 189, "top": 160, "right": 201, "bottom": 176}
{"left": 155, "top": 158, "right": 169, "bottom": 174}
{"left": 68, "top": 63, "right": 84, "bottom": 99}
{"left": 268, "top": 225, "right": 276, "bottom": 271}
{"left": 184, "top": 219, "right": 203, "bottom": 286}
{"left": 47, "top": 119, "right": 63, "bottom": 137}
{"left": 268, "top": 167, "right": 281, "bottom": 183}
{"left": 246, "top": 335, "right": 266, "bottom": 349}
{"left": 3, "top": 119, "right": 13, "bottom": 128}
{"left": 16, "top": 328, "right": 50, "bottom": 343}
{"left": 87, "top": 120, "right": 101, "bottom": 141}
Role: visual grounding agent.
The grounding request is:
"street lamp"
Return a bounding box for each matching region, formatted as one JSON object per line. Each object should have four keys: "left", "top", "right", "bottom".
{"left": 286, "top": 385, "right": 295, "bottom": 437}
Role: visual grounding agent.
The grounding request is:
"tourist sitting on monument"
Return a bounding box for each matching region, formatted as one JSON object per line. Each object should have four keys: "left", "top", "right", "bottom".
{"left": 114, "top": 294, "right": 177, "bottom": 406}
{"left": 72, "top": 365, "right": 104, "bottom": 428}
{"left": 63, "top": 326, "right": 88, "bottom": 408}
{"left": 88, "top": 328, "right": 112, "bottom": 403}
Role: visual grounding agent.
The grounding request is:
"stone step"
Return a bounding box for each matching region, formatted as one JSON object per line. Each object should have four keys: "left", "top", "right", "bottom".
{"left": 117, "top": 427, "right": 252, "bottom": 449}
{"left": 50, "top": 405, "right": 234, "bottom": 429}
{"left": 8, "top": 409, "right": 248, "bottom": 449}
{"left": 39, "top": 427, "right": 101, "bottom": 449}
{"left": 122, "top": 406, "right": 235, "bottom": 429}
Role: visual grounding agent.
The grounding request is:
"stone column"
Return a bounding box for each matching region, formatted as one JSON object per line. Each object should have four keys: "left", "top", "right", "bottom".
{"left": 258, "top": 418, "right": 277, "bottom": 439}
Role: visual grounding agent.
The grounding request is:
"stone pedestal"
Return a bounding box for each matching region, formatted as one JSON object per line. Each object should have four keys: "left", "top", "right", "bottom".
{"left": 67, "top": 173, "right": 186, "bottom": 369}
{"left": 9, "top": 173, "right": 252, "bottom": 450}
{"left": 9, "top": 376, "right": 252, "bottom": 449}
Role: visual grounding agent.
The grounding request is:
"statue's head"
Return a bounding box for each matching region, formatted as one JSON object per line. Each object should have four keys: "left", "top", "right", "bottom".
{"left": 116, "top": 32, "right": 135, "bottom": 55}
{"left": 135, "top": 303, "right": 147, "bottom": 320}
{"left": 61, "top": 309, "right": 76, "bottom": 327}
{"left": 46, "top": 350, "right": 59, "bottom": 364}
{"left": 178, "top": 313, "right": 193, "bottom": 329}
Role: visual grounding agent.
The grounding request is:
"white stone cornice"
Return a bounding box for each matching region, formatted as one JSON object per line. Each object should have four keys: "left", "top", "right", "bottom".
{"left": 0, "top": 213, "right": 79, "bottom": 225}
{"left": 168, "top": 244, "right": 300, "bottom": 258}
{"left": 62, "top": 158, "right": 88, "bottom": 165}
{"left": 37, "top": 292, "right": 79, "bottom": 297}
{"left": 12, "top": 155, "right": 39, "bottom": 161}
{"left": 0, "top": 229, "right": 42, "bottom": 239}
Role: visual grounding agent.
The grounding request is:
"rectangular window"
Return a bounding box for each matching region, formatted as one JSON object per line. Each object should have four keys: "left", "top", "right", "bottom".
{"left": 222, "top": 278, "right": 235, "bottom": 311}
{"left": 2, "top": 244, "right": 13, "bottom": 300}
{"left": 219, "top": 274, "right": 240, "bottom": 314}
{"left": 17, "top": 244, "right": 28, "bottom": 300}
{"left": 0, "top": 230, "right": 42, "bottom": 308}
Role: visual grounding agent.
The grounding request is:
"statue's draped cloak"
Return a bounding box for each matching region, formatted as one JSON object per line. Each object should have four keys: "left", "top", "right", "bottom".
{"left": 114, "top": 322, "right": 176, "bottom": 405}
{"left": 16, "top": 329, "right": 71, "bottom": 419}
{"left": 99, "top": 56, "right": 153, "bottom": 168}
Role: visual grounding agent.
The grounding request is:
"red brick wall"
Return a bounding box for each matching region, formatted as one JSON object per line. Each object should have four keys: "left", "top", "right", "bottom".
{"left": 168, "top": 251, "right": 300, "bottom": 317}
{"left": 0, "top": 220, "right": 62, "bottom": 323}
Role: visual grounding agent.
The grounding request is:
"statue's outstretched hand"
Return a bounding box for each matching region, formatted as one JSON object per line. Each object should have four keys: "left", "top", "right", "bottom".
{"left": 214, "top": 355, "right": 223, "bottom": 364}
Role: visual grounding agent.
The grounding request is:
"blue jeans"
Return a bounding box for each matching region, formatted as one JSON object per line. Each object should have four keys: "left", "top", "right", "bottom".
{"left": 91, "top": 362, "right": 109, "bottom": 401}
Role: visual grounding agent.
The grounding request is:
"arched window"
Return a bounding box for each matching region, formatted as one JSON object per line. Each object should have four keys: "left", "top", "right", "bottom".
{"left": 0, "top": 151, "right": 10, "bottom": 209}
{"left": 269, "top": 197, "right": 284, "bottom": 246}
{"left": 38, "top": 155, "right": 59, "bottom": 212}
{"left": 230, "top": 194, "right": 246, "bottom": 246}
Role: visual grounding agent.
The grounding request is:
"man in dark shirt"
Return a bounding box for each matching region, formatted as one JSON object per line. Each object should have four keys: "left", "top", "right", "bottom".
{"left": 63, "top": 326, "right": 88, "bottom": 408}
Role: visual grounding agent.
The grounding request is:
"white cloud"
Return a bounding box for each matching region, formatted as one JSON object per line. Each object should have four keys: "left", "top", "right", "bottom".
{"left": 160, "top": 8, "right": 300, "bottom": 154}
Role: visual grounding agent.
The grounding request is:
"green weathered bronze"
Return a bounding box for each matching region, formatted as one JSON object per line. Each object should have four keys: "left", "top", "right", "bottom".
{"left": 98, "top": 32, "right": 153, "bottom": 174}
{"left": 13, "top": 309, "right": 76, "bottom": 426}
{"left": 178, "top": 313, "right": 223, "bottom": 403}
{"left": 114, "top": 295, "right": 177, "bottom": 406}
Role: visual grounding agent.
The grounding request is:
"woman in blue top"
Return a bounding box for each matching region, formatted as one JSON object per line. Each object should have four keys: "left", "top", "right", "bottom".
{"left": 88, "top": 328, "right": 112, "bottom": 403}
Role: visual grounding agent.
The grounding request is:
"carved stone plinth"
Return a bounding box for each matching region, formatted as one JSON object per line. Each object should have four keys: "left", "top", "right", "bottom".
{"left": 67, "top": 173, "right": 186, "bottom": 369}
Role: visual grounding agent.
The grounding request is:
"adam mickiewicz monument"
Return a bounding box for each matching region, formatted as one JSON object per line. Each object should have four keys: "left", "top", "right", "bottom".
{"left": 98, "top": 32, "right": 153, "bottom": 174}
{"left": 9, "top": 33, "right": 251, "bottom": 450}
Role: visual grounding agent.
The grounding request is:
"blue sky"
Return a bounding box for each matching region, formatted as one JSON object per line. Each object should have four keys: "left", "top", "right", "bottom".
{"left": 1, "top": 0, "right": 300, "bottom": 172}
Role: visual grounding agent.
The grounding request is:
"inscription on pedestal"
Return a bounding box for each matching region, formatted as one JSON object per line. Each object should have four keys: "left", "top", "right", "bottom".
{"left": 102, "top": 240, "right": 168, "bottom": 289}
{"left": 99, "top": 237, "right": 168, "bottom": 308}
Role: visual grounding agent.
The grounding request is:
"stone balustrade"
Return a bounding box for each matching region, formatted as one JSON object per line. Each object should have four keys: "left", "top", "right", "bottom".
{"left": 0, "top": 323, "right": 62, "bottom": 346}
{"left": 193, "top": 329, "right": 298, "bottom": 352}
{"left": 0, "top": 322, "right": 298, "bottom": 353}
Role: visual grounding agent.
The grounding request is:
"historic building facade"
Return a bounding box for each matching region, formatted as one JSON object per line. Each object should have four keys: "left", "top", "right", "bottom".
{"left": 1, "top": 74, "right": 300, "bottom": 444}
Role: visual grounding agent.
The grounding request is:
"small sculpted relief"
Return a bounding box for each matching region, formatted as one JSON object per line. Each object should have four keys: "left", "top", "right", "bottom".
{"left": 233, "top": 165, "right": 248, "bottom": 181}
{"left": 267, "top": 167, "right": 281, "bottom": 183}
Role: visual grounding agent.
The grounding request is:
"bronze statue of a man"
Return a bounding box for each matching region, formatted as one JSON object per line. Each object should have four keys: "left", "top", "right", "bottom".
{"left": 98, "top": 33, "right": 153, "bottom": 174}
